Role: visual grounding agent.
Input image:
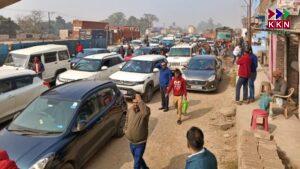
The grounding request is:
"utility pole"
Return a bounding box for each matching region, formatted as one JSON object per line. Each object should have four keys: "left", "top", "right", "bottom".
{"left": 247, "top": 0, "right": 252, "bottom": 45}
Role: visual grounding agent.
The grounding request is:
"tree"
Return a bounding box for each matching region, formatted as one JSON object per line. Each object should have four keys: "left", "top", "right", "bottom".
{"left": 143, "top": 14, "right": 159, "bottom": 28}
{"left": 127, "top": 16, "right": 139, "bottom": 26}
{"left": 106, "top": 12, "right": 127, "bottom": 26}
{"left": 17, "top": 10, "right": 45, "bottom": 34}
{"left": 0, "top": 16, "right": 19, "bottom": 37}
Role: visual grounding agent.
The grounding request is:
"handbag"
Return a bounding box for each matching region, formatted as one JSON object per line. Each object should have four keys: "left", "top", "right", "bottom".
{"left": 182, "top": 99, "right": 189, "bottom": 115}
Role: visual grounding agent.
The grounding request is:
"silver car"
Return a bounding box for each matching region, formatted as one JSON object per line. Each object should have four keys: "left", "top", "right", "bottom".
{"left": 182, "top": 55, "right": 223, "bottom": 92}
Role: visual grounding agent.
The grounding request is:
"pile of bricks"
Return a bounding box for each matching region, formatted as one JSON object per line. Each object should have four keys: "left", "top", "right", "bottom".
{"left": 239, "top": 130, "right": 284, "bottom": 169}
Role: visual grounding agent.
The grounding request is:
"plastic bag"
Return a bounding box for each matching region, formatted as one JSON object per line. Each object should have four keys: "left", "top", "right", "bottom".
{"left": 182, "top": 99, "right": 189, "bottom": 115}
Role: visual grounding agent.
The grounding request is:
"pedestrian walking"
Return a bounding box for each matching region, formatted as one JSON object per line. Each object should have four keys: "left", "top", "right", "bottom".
{"left": 235, "top": 46, "right": 252, "bottom": 105}
{"left": 185, "top": 127, "right": 217, "bottom": 169}
{"left": 75, "top": 41, "right": 84, "bottom": 54}
{"left": 31, "top": 56, "right": 45, "bottom": 79}
{"left": 124, "top": 94, "right": 150, "bottom": 169}
{"left": 119, "top": 45, "right": 126, "bottom": 58}
{"left": 155, "top": 61, "right": 172, "bottom": 112}
{"left": 166, "top": 69, "right": 187, "bottom": 125}
{"left": 248, "top": 47, "right": 258, "bottom": 102}
{"left": 127, "top": 44, "right": 134, "bottom": 56}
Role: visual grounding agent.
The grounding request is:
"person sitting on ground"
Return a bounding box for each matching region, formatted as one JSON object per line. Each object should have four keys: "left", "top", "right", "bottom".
{"left": 185, "top": 127, "right": 217, "bottom": 169}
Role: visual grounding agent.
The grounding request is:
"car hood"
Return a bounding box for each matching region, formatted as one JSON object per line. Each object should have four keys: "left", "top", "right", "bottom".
{"left": 167, "top": 57, "right": 191, "bottom": 63}
{"left": 59, "top": 70, "right": 98, "bottom": 80}
{"left": 110, "top": 71, "right": 151, "bottom": 82}
{"left": 0, "top": 129, "right": 60, "bottom": 168}
{"left": 183, "top": 70, "right": 215, "bottom": 81}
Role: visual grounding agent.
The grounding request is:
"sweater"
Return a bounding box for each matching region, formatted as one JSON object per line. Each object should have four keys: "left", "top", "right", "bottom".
{"left": 155, "top": 64, "right": 173, "bottom": 87}
{"left": 185, "top": 148, "right": 218, "bottom": 169}
{"left": 237, "top": 53, "right": 252, "bottom": 78}
{"left": 167, "top": 76, "right": 187, "bottom": 97}
{"left": 124, "top": 102, "right": 150, "bottom": 144}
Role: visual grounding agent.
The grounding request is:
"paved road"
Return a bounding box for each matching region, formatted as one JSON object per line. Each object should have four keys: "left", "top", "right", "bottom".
{"left": 85, "top": 58, "right": 238, "bottom": 169}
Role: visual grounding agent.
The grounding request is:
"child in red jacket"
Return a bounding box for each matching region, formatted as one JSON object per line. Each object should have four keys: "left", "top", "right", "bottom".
{"left": 166, "top": 69, "right": 187, "bottom": 125}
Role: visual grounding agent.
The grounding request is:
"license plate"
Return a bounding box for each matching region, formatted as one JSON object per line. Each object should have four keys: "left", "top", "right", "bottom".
{"left": 120, "top": 90, "right": 127, "bottom": 94}
{"left": 191, "top": 85, "right": 203, "bottom": 90}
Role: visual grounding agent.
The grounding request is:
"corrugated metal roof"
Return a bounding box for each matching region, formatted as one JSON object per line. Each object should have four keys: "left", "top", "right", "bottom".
{"left": 0, "top": 0, "right": 20, "bottom": 9}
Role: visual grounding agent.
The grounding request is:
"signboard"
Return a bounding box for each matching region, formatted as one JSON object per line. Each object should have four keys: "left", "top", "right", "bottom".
{"left": 216, "top": 32, "right": 231, "bottom": 40}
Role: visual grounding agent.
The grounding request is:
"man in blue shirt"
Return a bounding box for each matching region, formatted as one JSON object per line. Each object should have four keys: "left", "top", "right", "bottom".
{"left": 185, "top": 127, "right": 217, "bottom": 169}
{"left": 156, "top": 61, "right": 172, "bottom": 112}
{"left": 248, "top": 47, "right": 258, "bottom": 103}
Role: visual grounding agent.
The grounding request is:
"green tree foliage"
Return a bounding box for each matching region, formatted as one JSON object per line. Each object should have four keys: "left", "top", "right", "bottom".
{"left": 0, "top": 15, "right": 19, "bottom": 37}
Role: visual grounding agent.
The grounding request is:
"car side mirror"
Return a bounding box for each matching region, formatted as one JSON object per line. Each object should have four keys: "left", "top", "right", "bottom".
{"left": 153, "top": 68, "right": 159, "bottom": 73}
{"left": 101, "top": 66, "right": 108, "bottom": 70}
{"left": 73, "top": 120, "right": 87, "bottom": 132}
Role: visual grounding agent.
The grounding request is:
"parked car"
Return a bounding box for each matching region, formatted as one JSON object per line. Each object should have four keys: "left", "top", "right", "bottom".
{"left": 5, "top": 44, "right": 70, "bottom": 82}
{"left": 56, "top": 53, "right": 124, "bottom": 85}
{"left": 130, "top": 39, "right": 143, "bottom": 49}
{"left": 167, "top": 43, "right": 198, "bottom": 71}
{"left": 0, "top": 80, "right": 127, "bottom": 169}
{"left": 70, "top": 48, "right": 110, "bottom": 68}
{"left": 182, "top": 55, "right": 223, "bottom": 92}
{"left": 162, "top": 37, "right": 175, "bottom": 49}
{"left": 110, "top": 55, "right": 167, "bottom": 102}
{"left": 133, "top": 46, "right": 162, "bottom": 57}
{"left": 0, "top": 66, "right": 49, "bottom": 123}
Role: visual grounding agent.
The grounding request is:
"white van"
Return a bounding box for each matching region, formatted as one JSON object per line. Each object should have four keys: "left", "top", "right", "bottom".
{"left": 167, "top": 43, "right": 198, "bottom": 70}
{"left": 5, "top": 44, "right": 70, "bottom": 82}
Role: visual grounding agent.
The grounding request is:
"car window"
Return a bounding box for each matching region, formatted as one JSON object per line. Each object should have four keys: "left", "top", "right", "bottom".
{"left": 28, "top": 55, "right": 42, "bottom": 68}
{"left": 111, "top": 56, "right": 123, "bottom": 66}
{"left": 15, "top": 76, "right": 33, "bottom": 89}
{"left": 77, "top": 94, "right": 99, "bottom": 123}
{"left": 58, "top": 51, "right": 69, "bottom": 61}
{"left": 97, "top": 88, "right": 115, "bottom": 111}
{"left": 102, "top": 58, "right": 113, "bottom": 68}
{"left": 44, "top": 52, "right": 57, "bottom": 63}
{"left": 0, "top": 79, "right": 13, "bottom": 94}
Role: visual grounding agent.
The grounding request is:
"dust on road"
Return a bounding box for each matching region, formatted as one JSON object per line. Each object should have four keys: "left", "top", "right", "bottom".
{"left": 85, "top": 57, "right": 238, "bottom": 169}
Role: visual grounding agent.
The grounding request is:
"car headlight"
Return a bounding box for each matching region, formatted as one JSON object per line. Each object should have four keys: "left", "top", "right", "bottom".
{"left": 29, "top": 153, "right": 54, "bottom": 169}
{"left": 208, "top": 75, "right": 216, "bottom": 82}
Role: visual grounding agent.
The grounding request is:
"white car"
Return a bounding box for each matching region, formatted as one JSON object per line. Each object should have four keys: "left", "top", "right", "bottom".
{"left": 167, "top": 43, "right": 198, "bottom": 71}
{"left": 5, "top": 44, "right": 70, "bottom": 82}
{"left": 110, "top": 55, "right": 167, "bottom": 102}
{"left": 56, "top": 53, "right": 124, "bottom": 85}
{"left": 0, "top": 66, "right": 49, "bottom": 123}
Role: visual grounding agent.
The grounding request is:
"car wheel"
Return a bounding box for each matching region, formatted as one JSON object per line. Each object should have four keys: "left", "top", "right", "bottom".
{"left": 61, "top": 163, "right": 74, "bottom": 169}
{"left": 143, "top": 85, "right": 153, "bottom": 103}
{"left": 115, "top": 113, "right": 126, "bottom": 138}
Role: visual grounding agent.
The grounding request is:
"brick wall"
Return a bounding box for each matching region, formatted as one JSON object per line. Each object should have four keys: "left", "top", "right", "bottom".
{"left": 287, "top": 34, "right": 299, "bottom": 101}
{"left": 275, "top": 35, "right": 285, "bottom": 73}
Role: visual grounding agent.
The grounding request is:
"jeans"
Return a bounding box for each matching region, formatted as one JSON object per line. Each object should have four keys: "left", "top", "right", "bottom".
{"left": 248, "top": 72, "right": 257, "bottom": 100}
{"left": 130, "top": 143, "right": 149, "bottom": 169}
{"left": 236, "top": 77, "right": 249, "bottom": 101}
{"left": 232, "top": 55, "right": 237, "bottom": 64}
{"left": 160, "top": 86, "right": 169, "bottom": 109}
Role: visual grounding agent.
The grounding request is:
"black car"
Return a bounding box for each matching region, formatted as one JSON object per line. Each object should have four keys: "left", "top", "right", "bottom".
{"left": 0, "top": 80, "right": 127, "bottom": 169}
{"left": 183, "top": 55, "right": 223, "bottom": 92}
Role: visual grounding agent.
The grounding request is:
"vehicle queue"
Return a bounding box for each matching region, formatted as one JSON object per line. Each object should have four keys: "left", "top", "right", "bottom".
{"left": 0, "top": 34, "right": 229, "bottom": 168}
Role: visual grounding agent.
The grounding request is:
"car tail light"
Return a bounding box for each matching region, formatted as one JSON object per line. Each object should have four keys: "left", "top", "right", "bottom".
{"left": 43, "top": 81, "right": 50, "bottom": 88}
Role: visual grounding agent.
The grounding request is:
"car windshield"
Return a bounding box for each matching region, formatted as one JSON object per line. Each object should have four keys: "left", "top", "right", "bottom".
{"left": 150, "top": 39, "right": 159, "bottom": 43}
{"left": 169, "top": 48, "right": 191, "bottom": 57}
{"left": 134, "top": 48, "right": 151, "bottom": 56}
{"left": 74, "top": 59, "right": 102, "bottom": 72}
{"left": 4, "top": 54, "right": 28, "bottom": 67}
{"left": 8, "top": 97, "right": 77, "bottom": 134}
{"left": 121, "top": 60, "right": 153, "bottom": 73}
{"left": 188, "top": 58, "right": 215, "bottom": 70}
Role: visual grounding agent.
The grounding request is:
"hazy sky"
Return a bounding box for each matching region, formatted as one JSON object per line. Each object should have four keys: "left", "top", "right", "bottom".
{"left": 0, "top": 0, "right": 244, "bottom": 28}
